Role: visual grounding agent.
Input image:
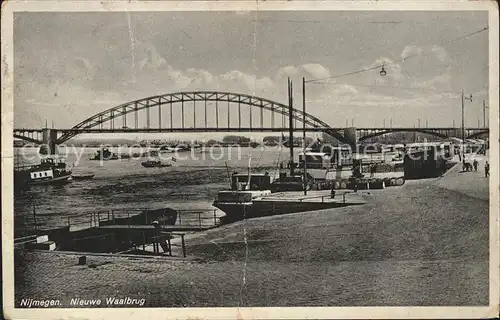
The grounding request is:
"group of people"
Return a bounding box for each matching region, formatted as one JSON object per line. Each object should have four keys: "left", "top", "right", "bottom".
{"left": 463, "top": 159, "right": 489, "bottom": 177}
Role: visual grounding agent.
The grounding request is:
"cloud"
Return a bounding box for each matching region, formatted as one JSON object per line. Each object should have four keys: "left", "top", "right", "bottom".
{"left": 186, "top": 69, "right": 214, "bottom": 85}
{"left": 401, "top": 45, "right": 423, "bottom": 60}
{"left": 301, "top": 64, "right": 331, "bottom": 79}
{"left": 431, "top": 45, "right": 449, "bottom": 62}
{"left": 275, "top": 64, "right": 332, "bottom": 81}
{"left": 412, "top": 72, "right": 452, "bottom": 90}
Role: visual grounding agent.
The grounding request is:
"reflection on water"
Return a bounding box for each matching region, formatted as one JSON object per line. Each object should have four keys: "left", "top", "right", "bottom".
{"left": 14, "top": 146, "right": 288, "bottom": 236}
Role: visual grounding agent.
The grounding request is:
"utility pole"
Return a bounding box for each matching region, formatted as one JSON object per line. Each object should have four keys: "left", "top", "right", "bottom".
{"left": 461, "top": 90, "right": 473, "bottom": 160}
{"left": 483, "top": 100, "right": 488, "bottom": 128}
{"left": 302, "top": 77, "right": 307, "bottom": 195}
{"left": 288, "top": 78, "right": 294, "bottom": 176}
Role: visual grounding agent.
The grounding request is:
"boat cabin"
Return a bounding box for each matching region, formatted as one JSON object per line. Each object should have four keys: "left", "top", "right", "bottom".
{"left": 298, "top": 152, "right": 331, "bottom": 169}
{"left": 41, "top": 157, "right": 65, "bottom": 166}
{"left": 230, "top": 173, "right": 271, "bottom": 191}
{"left": 30, "top": 169, "right": 54, "bottom": 180}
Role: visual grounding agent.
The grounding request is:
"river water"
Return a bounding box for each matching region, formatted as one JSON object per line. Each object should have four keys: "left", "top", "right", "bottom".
{"left": 14, "top": 146, "right": 292, "bottom": 236}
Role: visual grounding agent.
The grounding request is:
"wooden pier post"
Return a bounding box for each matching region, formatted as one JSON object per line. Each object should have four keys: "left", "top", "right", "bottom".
{"left": 111, "top": 233, "right": 116, "bottom": 253}
{"left": 213, "top": 209, "right": 217, "bottom": 225}
{"left": 142, "top": 232, "right": 146, "bottom": 251}
{"left": 178, "top": 212, "right": 182, "bottom": 225}
{"left": 181, "top": 234, "right": 186, "bottom": 258}
{"left": 167, "top": 237, "right": 172, "bottom": 256}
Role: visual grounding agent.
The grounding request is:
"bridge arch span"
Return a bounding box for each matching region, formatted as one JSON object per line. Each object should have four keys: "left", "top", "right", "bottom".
{"left": 56, "top": 91, "right": 346, "bottom": 144}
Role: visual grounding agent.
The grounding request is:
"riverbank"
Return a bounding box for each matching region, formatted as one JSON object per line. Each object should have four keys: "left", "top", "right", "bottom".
{"left": 14, "top": 163, "right": 489, "bottom": 307}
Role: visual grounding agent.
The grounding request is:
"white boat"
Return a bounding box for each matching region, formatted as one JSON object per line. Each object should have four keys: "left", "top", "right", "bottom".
{"left": 15, "top": 157, "right": 72, "bottom": 190}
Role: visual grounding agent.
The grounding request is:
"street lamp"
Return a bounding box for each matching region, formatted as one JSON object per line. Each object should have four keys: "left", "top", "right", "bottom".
{"left": 461, "top": 90, "right": 472, "bottom": 160}
{"left": 380, "top": 64, "right": 387, "bottom": 76}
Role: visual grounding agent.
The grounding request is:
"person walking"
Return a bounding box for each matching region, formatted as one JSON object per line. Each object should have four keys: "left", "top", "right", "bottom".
{"left": 473, "top": 159, "right": 479, "bottom": 172}
{"left": 485, "top": 161, "right": 490, "bottom": 178}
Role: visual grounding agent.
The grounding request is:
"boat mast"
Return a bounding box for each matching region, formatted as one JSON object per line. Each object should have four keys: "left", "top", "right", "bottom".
{"left": 224, "top": 161, "right": 232, "bottom": 188}
{"left": 288, "top": 77, "right": 294, "bottom": 176}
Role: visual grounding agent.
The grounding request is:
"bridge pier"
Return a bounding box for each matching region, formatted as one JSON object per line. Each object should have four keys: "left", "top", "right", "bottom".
{"left": 343, "top": 127, "right": 358, "bottom": 152}
{"left": 40, "top": 128, "right": 58, "bottom": 155}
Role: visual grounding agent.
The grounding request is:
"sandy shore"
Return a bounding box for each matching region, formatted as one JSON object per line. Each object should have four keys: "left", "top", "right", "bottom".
{"left": 14, "top": 160, "right": 489, "bottom": 307}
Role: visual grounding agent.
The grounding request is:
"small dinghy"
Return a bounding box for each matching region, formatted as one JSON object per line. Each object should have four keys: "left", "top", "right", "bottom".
{"left": 72, "top": 173, "right": 95, "bottom": 180}
{"left": 141, "top": 160, "right": 172, "bottom": 168}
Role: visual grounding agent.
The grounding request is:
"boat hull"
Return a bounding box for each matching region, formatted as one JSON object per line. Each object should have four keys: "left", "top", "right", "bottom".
{"left": 214, "top": 198, "right": 356, "bottom": 223}
{"left": 141, "top": 163, "right": 172, "bottom": 168}
{"left": 15, "top": 173, "right": 72, "bottom": 190}
{"left": 30, "top": 174, "right": 72, "bottom": 185}
{"left": 72, "top": 174, "right": 95, "bottom": 180}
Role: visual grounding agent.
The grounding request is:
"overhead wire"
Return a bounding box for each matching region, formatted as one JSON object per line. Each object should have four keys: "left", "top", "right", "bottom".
{"left": 306, "top": 26, "right": 489, "bottom": 83}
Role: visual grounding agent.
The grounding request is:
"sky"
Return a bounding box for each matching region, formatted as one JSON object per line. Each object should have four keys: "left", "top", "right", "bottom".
{"left": 13, "top": 10, "right": 489, "bottom": 140}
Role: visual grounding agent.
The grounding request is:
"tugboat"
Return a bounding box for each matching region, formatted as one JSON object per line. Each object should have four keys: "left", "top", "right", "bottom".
{"left": 90, "top": 148, "right": 118, "bottom": 160}
{"left": 14, "top": 157, "right": 72, "bottom": 190}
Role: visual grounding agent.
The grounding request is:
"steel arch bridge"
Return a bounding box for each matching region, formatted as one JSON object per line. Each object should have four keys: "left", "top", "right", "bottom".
{"left": 53, "top": 91, "right": 348, "bottom": 144}
{"left": 13, "top": 91, "right": 490, "bottom": 148}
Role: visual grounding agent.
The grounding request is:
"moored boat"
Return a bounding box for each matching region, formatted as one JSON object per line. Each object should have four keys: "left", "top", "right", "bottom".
{"left": 71, "top": 173, "right": 95, "bottom": 180}
{"left": 90, "top": 148, "right": 119, "bottom": 160}
{"left": 141, "top": 160, "right": 172, "bottom": 168}
{"left": 14, "top": 157, "right": 72, "bottom": 190}
{"left": 213, "top": 172, "right": 362, "bottom": 224}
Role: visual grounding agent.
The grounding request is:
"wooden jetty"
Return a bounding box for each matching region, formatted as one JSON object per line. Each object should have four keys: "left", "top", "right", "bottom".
{"left": 15, "top": 208, "right": 222, "bottom": 258}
